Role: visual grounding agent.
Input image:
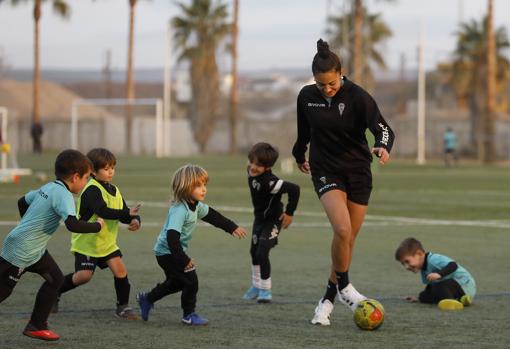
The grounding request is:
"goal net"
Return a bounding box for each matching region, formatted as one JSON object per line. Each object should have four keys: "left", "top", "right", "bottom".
{"left": 70, "top": 98, "right": 170, "bottom": 157}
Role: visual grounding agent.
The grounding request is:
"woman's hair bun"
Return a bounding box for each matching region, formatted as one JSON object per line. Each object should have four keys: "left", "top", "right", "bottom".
{"left": 317, "top": 39, "right": 330, "bottom": 59}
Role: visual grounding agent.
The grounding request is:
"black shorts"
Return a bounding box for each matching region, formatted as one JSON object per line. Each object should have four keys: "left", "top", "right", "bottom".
{"left": 252, "top": 219, "right": 282, "bottom": 248}
{"left": 312, "top": 168, "right": 372, "bottom": 205}
{"left": 73, "top": 250, "right": 123, "bottom": 272}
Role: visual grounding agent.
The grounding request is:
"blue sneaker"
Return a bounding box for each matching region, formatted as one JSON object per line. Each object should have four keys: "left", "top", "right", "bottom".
{"left": 242, "top": 286, "right": 259, "bottom": 300}
{"left": 257, "top": 289, "right": 272, "bottom": 303}
{"left": 136, "top": 292, "right": 153, "bottom": 321}
{"left": 181, "top": 312, "right": 209, "bottom": 326}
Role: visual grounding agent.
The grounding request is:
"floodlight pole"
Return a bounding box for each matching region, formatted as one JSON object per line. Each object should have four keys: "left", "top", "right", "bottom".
{"left": 163, "top": 21, "right": 172, "bottom": 156}
{"left": 155, "top": 99, "right": 163, "bottom": 158}
{"left": 416, "top": 20, "right": 426, "bottom": 165}
{"left": 71, "top": 100, "right": 78, "bottom": 149}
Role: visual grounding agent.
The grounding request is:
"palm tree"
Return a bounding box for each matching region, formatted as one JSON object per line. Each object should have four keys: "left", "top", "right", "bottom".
{"left": 485, "top": 0, "right": 496, "bottom": 162}
{"left": 445, "top": 15, "right": 510, "bottom": 157}
{"left": 328, "top": 5, "right": 392, "bottom": 91}
{"left": 172, "top": 0, "right": 231, "bottom": 152}
{"left": 2, "top": 0, "right": 69, "bottom": 153}
{"left": 228, "top": 0, "right": 239, "bottom": 154}
{"left": 352, "top": 0, "right": 363, "bottom": 84}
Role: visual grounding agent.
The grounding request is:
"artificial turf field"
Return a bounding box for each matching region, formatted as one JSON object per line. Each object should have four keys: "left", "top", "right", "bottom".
{"left": 1, "top": 153, "right": 509, "bottom": 348}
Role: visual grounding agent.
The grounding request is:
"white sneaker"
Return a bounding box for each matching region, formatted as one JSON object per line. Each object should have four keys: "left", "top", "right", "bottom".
{"left": 310, "top": 298, "right": 334, "bottom": 326}
{"left": 338, "top": 283, "right": 367, "bottom": 312}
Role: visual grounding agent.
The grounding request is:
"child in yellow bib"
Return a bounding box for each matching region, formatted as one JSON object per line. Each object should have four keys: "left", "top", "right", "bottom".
{"left": 55, "top": 148, "right": 141, "bottom": 319}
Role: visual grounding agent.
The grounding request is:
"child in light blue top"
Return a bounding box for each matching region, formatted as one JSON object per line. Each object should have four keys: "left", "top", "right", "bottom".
{"left": 138, "top": 164, "right": 246, "bottom": 326}
{"left": 0, "top": 150, "right": 104, "bottom": 341}
{"left": 395, "top": 237, "right": 476, "bottom": 309}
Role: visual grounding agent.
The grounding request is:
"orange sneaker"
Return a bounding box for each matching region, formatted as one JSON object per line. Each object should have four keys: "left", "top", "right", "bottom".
{"left": 23, "top": 324, "right": 60, "bottom": 341}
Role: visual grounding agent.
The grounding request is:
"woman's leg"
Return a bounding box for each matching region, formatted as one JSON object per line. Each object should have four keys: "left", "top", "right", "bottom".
{"left": 320, "top": 190, "right": 351, "bottom": 282}
{"left": 346, "top": 199, "right": 368, "bottom": 266}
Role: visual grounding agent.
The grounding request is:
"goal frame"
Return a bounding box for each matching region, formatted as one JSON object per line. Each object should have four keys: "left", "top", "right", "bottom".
{"left": 70, "top": 98, "right": 169, "bottom": 157}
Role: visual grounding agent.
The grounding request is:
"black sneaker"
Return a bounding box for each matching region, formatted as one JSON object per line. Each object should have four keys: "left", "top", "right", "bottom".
{"left": 115, "top": 304, "right": 140, "bottom": 320}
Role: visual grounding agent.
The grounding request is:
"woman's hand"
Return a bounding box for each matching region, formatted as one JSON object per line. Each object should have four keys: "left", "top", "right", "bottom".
{"left": 297, "top": 161, "right": 310, "bottom": 174}
{"left": 371, "top": 147, "right": 390, "bottom": 165}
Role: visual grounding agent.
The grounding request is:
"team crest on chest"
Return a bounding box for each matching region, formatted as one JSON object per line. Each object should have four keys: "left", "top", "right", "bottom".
{"left": 252, "top": 179, "right": 261, "bottom": 191}
{"left": 338, "top": 103, "right": 345, "bottom": 116}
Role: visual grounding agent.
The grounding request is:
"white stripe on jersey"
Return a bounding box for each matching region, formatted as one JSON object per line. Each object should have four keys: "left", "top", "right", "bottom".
{"left": 270, "top": 179, "right": 284, "bottom": 194}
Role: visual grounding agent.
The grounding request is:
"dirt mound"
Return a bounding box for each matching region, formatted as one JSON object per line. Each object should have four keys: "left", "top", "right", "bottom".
{"left": 0, "top": 80, "right": 110, "bottom": 120}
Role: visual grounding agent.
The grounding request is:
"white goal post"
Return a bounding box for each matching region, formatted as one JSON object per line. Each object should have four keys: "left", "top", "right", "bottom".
{"left": 0, "top": 106, "right": 7, "bottom": 170}
{"left": 0, "top": 106, "right": 32, "bottom": 180}
{"left": 70, "top": 98, "right": 170, "bottom": 157}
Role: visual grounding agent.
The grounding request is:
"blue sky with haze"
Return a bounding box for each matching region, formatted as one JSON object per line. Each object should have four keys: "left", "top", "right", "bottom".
{"left": 0, "top": 0, "right": 508, "bottom": 73}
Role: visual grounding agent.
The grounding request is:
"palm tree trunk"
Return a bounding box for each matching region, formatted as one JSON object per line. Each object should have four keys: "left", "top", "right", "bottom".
{"left": 352, "top": 0, "right": 363, "bottom": 84}
{"left": 485, "top": 0, "right": 496, "bottom": 162}
{"left": 31, "top": 0, "right": 42, "bottom": 153}
{"left": 126, "top": 0, "right": 137, "bottom": 153}
{"left": 229, "top": 0, "right": 239, "bottom": 154}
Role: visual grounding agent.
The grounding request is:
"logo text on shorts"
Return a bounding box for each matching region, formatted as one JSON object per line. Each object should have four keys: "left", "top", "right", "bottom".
{"left": 319, "top": 183, "right": 337, "bottom": 193}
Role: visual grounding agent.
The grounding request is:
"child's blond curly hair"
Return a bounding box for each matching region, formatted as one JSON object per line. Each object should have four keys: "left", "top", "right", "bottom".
{"left": 171, "top": 164, "right": 209, "bottom": 203}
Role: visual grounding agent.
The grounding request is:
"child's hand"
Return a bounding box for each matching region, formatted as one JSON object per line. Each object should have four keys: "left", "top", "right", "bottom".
{"left": 129, "top": 203, "right": 142, "bottom": 216}
{"left": 297, "top": 161, "right": 310, "bottom": 174}
{"left": 402, "top": 296, "right": 418, "bottom": 303}
{"left": 426, "top": 272, "right": 441, "bottom": 282}
{"left": 279, "top": 213, "right": 293, "bottom": 229}
{"left": 232, "top": 227, "right": 247, "bottom": 239}
{"left": 127, "top": 218, "right": 140, "bottom": 231}
{"left": 97, "top": 218, "right": 105, "bottom": 229}
{"left": 184, "top": 259, "right": 196, "bottom": 272}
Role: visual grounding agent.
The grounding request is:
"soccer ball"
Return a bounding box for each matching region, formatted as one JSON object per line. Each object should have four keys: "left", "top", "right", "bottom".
{"left": 353, "top": 299, "right": 385, "bottom": 330}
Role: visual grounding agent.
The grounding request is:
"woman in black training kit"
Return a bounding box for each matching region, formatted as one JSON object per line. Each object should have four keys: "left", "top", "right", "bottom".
{"left": 292, "top": 39, "right": 395, "bottom": 326}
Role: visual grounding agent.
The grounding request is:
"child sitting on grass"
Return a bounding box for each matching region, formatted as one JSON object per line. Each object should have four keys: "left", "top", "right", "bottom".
{"left": 395, "top": 237, "right": 476, "bottom": 310}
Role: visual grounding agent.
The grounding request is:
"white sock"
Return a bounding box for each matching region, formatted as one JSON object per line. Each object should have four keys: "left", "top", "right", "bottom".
{"left": 251, "top": 265, "right": 260, "bottom": 288}
{"left": 260, "top": 277, "right": 271, "bottom": 291}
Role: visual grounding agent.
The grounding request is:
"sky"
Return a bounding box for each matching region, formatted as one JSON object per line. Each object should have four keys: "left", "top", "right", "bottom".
{"left": 0, "top": 0, "right": 509, "bottom": 73}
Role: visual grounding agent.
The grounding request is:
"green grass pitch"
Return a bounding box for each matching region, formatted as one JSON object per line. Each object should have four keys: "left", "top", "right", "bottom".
{"left": 1, "top": 153, "right": 509, "bottom": 348}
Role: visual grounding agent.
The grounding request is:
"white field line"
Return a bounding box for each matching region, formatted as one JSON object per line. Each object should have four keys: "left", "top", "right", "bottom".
{"left": 2, "top": 201, "right": 510, "bottom": 229}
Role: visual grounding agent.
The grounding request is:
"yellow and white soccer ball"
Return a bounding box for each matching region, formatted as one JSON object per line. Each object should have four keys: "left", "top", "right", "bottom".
{"left": 353, "top": 299, "right": 385, "bottom": 330}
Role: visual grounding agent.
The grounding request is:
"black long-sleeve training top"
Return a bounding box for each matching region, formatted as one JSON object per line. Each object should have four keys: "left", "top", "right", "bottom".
{"left": 292, "top": 76, "right": 395, "bottom": 175}
{"left": 248, "top": 169, "right": 300, "bottom": 221}
{"left": 79, "top": 180, "right": 141, "bottom": 224}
